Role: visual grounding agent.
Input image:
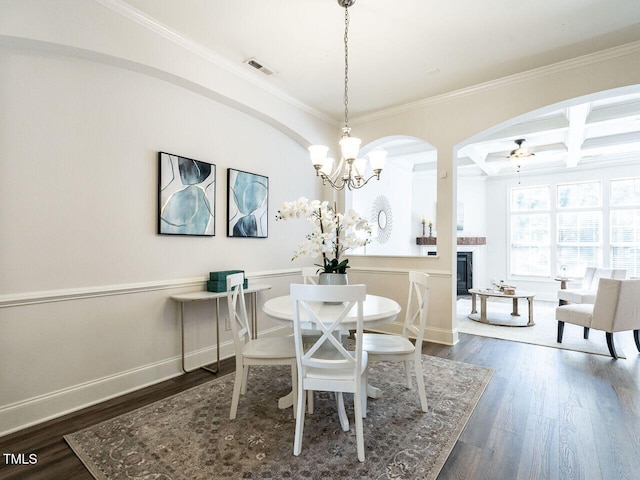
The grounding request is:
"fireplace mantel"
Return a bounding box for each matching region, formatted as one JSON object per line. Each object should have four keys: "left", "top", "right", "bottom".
{"left": 416, "top": 236, "right": 486, "bottom": 245}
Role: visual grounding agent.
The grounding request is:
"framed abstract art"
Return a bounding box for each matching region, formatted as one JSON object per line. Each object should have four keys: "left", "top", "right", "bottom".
{"left": 227, "top": 168, "right": 268, "bottom": 238}
{"left": 158, "top": 152, "right": 216, "bottom": 236}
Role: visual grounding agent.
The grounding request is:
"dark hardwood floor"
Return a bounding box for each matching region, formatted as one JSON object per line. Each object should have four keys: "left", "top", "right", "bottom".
{"left": 1, "top": 334, "right": 639, "bottom": 479}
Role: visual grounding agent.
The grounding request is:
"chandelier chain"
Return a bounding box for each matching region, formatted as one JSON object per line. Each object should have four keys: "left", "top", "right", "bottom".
{"left": 343, "top": 6, "right": 350, "bottom": 129}
{"left": 308, "top": 0, "right": 386, "bottom": 191}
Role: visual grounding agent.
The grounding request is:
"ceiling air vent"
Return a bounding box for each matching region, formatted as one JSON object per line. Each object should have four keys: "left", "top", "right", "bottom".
{"left": 244, "top": 58, "right": 275, "bottom": 76}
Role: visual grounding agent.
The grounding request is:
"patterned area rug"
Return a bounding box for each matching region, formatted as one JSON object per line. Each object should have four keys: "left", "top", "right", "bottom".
{"left": 65, "top": 355, "right": 492, "bottom": 480}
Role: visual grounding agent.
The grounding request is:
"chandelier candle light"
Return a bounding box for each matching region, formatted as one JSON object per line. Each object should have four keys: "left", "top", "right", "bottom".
{"left": 308, "top": 0, "right": 387, "bottom": 191}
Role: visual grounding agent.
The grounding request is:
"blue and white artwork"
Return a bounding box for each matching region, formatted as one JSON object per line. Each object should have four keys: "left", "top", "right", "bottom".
{"left": 158, "top": 152, "right": 215, "bottom": 236}
{"left": 227, "top": 168, "right": 268, "bottom": 238}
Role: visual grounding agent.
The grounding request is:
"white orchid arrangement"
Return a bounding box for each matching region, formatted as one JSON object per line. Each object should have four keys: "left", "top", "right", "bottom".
{"left": 275, "top": 197, "right": 371, "bottom": 274}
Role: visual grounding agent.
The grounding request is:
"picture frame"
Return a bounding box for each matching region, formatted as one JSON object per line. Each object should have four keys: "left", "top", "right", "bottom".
{"left": 227, "top": 168, "right": 269, "bottom": 238}
{"left": 158, "top": 152, "right": 216, "bottom": 236}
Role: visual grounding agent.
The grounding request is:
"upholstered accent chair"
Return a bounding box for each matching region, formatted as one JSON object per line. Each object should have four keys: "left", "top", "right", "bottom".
{"left": 557, "top": 267, "right": 626, "bottom": 305}
{"left": 556, "top": 278, "right": 640, "bottom": 359}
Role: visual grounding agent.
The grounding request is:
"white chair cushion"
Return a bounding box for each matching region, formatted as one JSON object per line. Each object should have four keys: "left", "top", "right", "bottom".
{"left": 243, "top": 336, "right": 296, "bottom": 359}
{"left": 362, "top": 333, "right": 415, "bottom": 355}
{"left": 305, "top": 352, "right": 369, "bottom": 380}
{"left": 555, "top": 303, "right": 593, "bottom": 328}
{"left": 558, "top": 289, "right": 597, "bottom": 304}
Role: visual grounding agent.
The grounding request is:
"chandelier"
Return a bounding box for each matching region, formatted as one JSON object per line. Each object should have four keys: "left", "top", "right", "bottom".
{"left": 308, "top": 0, "right": 387, "bottom": 191}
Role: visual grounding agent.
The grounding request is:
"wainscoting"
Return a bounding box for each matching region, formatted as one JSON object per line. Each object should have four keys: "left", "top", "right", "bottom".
{"left": 0, "top": 266, "right": 456, "bottom": 437}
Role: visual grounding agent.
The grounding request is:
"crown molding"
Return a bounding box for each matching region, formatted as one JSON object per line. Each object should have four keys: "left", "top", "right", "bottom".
{"left": 94, "top": 0, "right": 337, "bottom": 126}
{"left": 351, "top": 41, "right": 640, "bottom": 126}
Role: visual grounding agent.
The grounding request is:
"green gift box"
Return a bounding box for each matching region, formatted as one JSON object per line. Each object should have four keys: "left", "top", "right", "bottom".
{"left": 207, "top": 270, "right": 247, "bottom": 292}
{"left": 209, "top": 269, "right": 244, "bottom": 281}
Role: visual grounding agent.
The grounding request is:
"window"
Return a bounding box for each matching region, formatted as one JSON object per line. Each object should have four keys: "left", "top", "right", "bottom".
{"left": 610, "top": 178, "right": 640, "bottom": 277}
{"left": 556, "top": 182, "right": 602, "bottom": 277}
{"left": 509, "top": 177, "right": 640, "bottom": 279}
{"left": 510, "top": 186, "right": 550, "bottom": 276}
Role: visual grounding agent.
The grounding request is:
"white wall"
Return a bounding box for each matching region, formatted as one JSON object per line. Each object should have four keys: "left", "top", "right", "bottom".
{"left": 0, "top": 49, "right": 325, "bottom": 435}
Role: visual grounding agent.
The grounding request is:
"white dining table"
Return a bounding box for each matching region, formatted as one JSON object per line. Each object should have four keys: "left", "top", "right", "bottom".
{"left": 262, "top": 293, "right": 401, "bottom": 406}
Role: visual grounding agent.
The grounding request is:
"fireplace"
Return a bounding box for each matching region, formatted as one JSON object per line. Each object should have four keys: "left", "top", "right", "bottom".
{"left": 457, "top": 252, "right": 473, "bottom": 295}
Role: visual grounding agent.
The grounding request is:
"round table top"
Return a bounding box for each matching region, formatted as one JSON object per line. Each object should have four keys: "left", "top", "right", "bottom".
{"left": 262, "top": 294, "right": 401, "bottom": 328}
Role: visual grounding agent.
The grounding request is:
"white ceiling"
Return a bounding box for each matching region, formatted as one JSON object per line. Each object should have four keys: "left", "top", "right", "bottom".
{"left": 122, "top": 0, "right": 640, "bottom": 176}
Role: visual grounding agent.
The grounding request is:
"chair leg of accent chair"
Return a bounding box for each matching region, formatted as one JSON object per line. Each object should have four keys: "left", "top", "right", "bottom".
{"left": 584, "top": 327, "right": 590, "bottom": 339}
{"left": 557, "top": 321, "right": 565, "bottom": 343}
{"left": 606, "top": 332, "right": 618, "bottom": 360}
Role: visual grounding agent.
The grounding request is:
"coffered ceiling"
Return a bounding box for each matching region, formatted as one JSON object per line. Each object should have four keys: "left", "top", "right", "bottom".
{"left": 119, "top": 0, "right": 640, "bottom": 177}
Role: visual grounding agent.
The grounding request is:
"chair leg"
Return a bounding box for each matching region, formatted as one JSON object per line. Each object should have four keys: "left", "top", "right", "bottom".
{"left": 361, "top": 371, "right": 368, "bottom": 418}
{"left": 404, "top": 360, "right": 412, "bottom": 388}
{"left": 557, "top": 321, "right": 565, "bottom": 343}
{"left": 634, "top": 330, "right": 640, "bottom": 353}
{"left": 606, "top": 332, "right": 618, "bottom": 360}
{"left": 583, "top": 327, "right": 590, "bottom": 339}
{"left": 413, "top": 355, "right": 428, "bottom": 413}
{"left": 240, "top": 365, "right": 250, "bottom": 395}
{"left": 307, "top": 390, "right": 314, "bottom": 414}
{"left": 291, "top": 364, "right": 298, "bottom": 419}
{"left": 354, "top": 389, "right": 365, "bottom": 462}
{"left": 229, "top": 368, "right": 244, "bottom": 420}
{"left": 293, "top": 383, "right": 307, "bottom": 456}
{"left": 336, "top": 393, "right": 349, "bottom": 431}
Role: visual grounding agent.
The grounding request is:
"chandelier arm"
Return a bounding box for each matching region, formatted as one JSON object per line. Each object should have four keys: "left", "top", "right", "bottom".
{"left": 348, "top": 173, "right": 381, "bottom": 190}
{"left": 319, "top": 173, "right": 348, "bottom": 191}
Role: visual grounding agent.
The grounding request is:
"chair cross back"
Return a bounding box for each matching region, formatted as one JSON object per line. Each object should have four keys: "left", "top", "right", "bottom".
{"left": 296, "top": 298, "right": 358, "bottom": 369}
{"left": 227, "top": 272, "right": 251, "bottom": 344}
{"left": 404, "top": 276, "right": 428, "bottom": 339}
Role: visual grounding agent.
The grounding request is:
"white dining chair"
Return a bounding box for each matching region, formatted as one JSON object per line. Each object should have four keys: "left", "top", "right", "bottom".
{"left": 301, "top": 266, "right": 319, "bottom": 284}
{"left": 290, "top": 283, "right": 369, "bottom": 462}
{"left": 227, "top": 272, "right": 298, "bottom": 420}
{"left": 362, "top": 271, "right": 429, "bottom": 412}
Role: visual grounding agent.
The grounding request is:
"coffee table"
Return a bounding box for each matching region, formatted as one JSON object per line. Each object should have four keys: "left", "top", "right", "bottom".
{"left": 468, "top": 288, "right": 536, "bottom": 327}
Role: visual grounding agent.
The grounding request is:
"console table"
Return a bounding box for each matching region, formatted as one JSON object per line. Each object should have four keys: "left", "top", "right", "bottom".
{"left": 171, "top": 283, "right": 271, "bottom": 374}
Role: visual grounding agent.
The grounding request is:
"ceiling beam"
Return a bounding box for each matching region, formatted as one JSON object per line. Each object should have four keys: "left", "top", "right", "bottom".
{"left": 565, "top": 103, "right": 591, "bottom": 167}
{"left": 458, "top": 145, "right": 501, "bottom": 176}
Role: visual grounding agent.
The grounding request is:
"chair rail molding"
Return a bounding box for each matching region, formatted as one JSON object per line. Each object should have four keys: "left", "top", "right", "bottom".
{"left": 0, "top": 269, "right": 302, "bottom": 309}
